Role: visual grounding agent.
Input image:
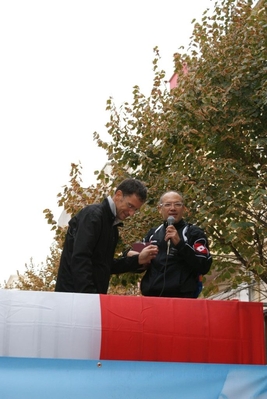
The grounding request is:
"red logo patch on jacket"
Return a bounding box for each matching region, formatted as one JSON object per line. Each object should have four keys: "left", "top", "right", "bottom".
{"left": 194, "top": 241, "right": 209, "bottom": 255}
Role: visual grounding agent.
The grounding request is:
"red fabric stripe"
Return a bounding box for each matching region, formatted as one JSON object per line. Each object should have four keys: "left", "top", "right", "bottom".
{"left": 100, "top": 295, "right": 265, "bottom": 364}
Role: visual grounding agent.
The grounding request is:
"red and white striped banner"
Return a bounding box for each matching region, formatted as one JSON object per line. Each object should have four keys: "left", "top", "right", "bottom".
{"left": 0, "top": 290, "right": 265, "bottom": 364}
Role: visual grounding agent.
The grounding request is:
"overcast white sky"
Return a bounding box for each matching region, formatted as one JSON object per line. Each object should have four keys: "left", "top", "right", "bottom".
{"left": 0, "top": 0, "right": 214, "bottom": 284}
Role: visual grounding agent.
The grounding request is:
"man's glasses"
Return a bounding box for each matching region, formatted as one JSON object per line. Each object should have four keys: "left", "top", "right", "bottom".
{"left": 124, "top": 198, "right": 139, "bottom": 212}
{"left": 126, "top": 202, "right": 138, "bottom": 211}
{"left": 160, "top": 202, "right": 183, "bottom": 209}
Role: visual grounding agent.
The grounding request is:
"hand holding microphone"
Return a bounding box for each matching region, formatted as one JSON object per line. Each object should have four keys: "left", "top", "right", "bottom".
{"left": 166, "top": 216, "right": 175, "bottom": 255}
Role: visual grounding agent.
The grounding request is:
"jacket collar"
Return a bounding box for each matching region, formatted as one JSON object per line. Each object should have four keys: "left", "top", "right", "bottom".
{"left": 163, "top": 218, "right": 187, "bottom": 229}
{"left": 106, "top": 196, "right": 123, "bottom": 226}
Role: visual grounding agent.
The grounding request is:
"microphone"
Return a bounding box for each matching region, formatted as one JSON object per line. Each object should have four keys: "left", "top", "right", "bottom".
{"left": 167, "top": 216, "right": 175, "bottom": 255}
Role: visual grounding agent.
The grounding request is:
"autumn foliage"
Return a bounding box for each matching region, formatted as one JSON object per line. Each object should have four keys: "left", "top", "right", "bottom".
{"left": 16, "top": 0, "right": 266, "bottom": 297}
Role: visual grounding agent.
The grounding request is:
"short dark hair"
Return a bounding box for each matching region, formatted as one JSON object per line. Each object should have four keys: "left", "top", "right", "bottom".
{"left": 116, "top": 178, "right": 147, "bottom": 202}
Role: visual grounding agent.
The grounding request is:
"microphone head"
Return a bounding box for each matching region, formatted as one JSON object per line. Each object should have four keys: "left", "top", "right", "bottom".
{"left": 167, "top": 216, "right": 175, "bottom": 226}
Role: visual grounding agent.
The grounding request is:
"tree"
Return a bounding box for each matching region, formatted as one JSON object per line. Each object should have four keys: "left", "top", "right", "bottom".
{"left": 14, "top": 244, "right": 60, "bottom": 291}
{"left": 17, "top": 0, "right": 266, "bottom": 297}
{"left": 14, "top": 163, "right": 99, "bottom": 291}
{"left": 94, "top": 0, "right": 267, "bottom": 297}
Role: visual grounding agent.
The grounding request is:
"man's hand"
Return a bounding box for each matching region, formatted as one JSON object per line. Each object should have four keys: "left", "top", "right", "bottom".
{"left": 138, "top": 244, "right": 159, "bottom": 265}
{"left": 165, "top": 225, "right": 180, "bottom": 246}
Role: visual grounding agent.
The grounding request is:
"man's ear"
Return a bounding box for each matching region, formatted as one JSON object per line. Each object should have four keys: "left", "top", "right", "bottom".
{"left": 113, "top": 190, "right": 123, "bottom": 201}
{"left": 116, "top": 189, "right": 123, "bottom": 196}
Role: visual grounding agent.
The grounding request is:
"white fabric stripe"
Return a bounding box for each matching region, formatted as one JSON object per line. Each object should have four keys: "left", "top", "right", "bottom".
{"left": 0, "top": 290, "right": 101, "bottom": 360}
